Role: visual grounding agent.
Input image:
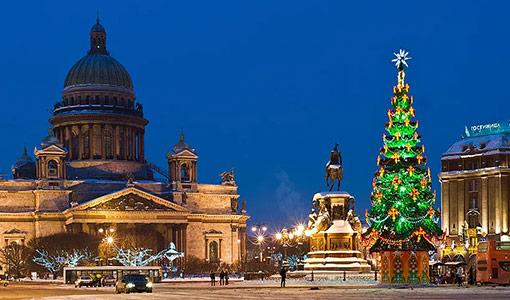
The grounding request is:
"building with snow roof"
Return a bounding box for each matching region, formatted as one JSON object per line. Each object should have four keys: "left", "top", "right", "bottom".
{"left": 0, "top": 19, "right": 248, "bottom": 271}
{"left": 439, "top": 120, "right": 510, "bottom": 264}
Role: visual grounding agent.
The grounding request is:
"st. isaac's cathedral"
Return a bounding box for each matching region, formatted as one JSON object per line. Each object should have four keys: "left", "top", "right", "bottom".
{"left": 0, "top": 19, "right": 248, "bottom": 265}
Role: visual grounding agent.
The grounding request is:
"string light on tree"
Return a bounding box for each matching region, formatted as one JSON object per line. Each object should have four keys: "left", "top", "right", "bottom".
{"left": 361, "top": 49, "right": 444, "bottom": 262}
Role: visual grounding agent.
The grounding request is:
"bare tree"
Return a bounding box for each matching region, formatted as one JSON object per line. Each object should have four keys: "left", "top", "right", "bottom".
{"left": 0, "top": 243, "right": 30, "bottom": 279}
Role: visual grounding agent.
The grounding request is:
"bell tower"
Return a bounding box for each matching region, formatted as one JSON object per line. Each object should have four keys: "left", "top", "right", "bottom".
{"left": 167, "top": 130, "right": 198, "bottom": 191}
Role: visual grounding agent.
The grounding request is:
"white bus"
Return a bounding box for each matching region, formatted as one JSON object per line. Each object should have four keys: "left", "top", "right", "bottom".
{"left": 64, "top": 266, "right": 161, "bottom": 284}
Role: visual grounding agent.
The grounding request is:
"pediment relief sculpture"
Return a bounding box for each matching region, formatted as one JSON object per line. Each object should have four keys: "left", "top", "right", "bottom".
{"left": 90, "top": 193, "right": 174, "bottom": 211}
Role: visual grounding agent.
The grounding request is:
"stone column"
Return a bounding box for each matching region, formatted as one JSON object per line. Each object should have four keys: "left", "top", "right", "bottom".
{"left": 502, "top": 174, "right": 508, "bottom": 234}
{"left": 139, "top": 130, "right": 144, "bottom": 161}
{"left": 112, "top": 125, "right": 117, "bottom": 159}
{"left": 101, "top": 124, "right": 105, "bottom": 159}
{"left": 122, "top": 127, "right": 127, "bottom": 160}
{"left": 481, "top": 176, "right": 489, "bottom": 234}
{"left": 457, "top": 179, "right": 465, "bottom": 233}
{"left": 68, "top": 126, "right": 73, "bottom": 160}
{"left": 131, "top": 128, "right": 136, "bottom": 161}
{"left": 183, "top": 224, "right": 187, "bottom": 255}
{"left": 78, "top": 124, "right": 83, "bottom": 160}
{"left": 495, "top": 175, "right": 502, "bottom": 234}
{"left": 89, "top": 124, "right": 95, "bottom": 159}
{"left": 441, "top": 179, "right": 449, "bottom": 234}
{"left": 137, "top": 131, "right": 142, "bottom": 161}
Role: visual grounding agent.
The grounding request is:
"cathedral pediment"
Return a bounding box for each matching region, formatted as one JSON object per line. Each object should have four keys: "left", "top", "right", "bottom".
{"left": 70, "top": 187, "right": 190, "bottom": 212}
{"left": 168, "top": 149, "right": 198, "bottom": 158}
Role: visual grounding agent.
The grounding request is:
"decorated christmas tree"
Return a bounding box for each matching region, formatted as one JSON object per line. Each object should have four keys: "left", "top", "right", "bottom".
{"left": 361, "top": 50, "right": 444, "bottom": 252}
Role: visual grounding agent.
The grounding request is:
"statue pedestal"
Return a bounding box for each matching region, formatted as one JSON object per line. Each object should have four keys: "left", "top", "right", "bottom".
{"left": 304, "top": 192, "right": 370, "bottom": 273}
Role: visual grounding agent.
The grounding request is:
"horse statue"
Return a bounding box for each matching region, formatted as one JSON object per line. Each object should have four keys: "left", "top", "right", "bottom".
{"left": 325, "top": 144, "right": 343, "bottom": 191}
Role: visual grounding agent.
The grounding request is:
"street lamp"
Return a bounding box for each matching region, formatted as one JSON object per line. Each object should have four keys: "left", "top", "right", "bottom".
{"left": 98, "top": 227, "right": 115, "bottom": 266}
{"left": 257, "top": 235, "right": 264, "bottom": 262}
{"left": 275, "top": 225, "right": 308, "bottom": 268}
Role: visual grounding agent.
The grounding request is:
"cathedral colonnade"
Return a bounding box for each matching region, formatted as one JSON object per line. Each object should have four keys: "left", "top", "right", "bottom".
{"left": 52, "top": 120, "right": 145, "bottom": 162}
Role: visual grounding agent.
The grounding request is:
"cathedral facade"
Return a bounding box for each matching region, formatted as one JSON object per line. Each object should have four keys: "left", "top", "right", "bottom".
{"left": 1, "top": 19, "right": 248, "bottom": 268}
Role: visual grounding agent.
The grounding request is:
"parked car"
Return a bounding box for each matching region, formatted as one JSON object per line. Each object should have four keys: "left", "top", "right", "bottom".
{"left": 75, "top": 275, "right": 94, "bottom": 288}
{"left": 1, "top": 280, "right": 7, "bottom": 287}
{"left": 115, "top": 274, "right": 152, "bottom": 294}
{"left": 102, "top": 275, "right": 116, "bottom": 287}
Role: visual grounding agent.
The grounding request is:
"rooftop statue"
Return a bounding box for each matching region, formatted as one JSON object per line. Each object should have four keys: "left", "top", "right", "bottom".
{"left": 325, "top": 144, "right": 343, "bottom": 191}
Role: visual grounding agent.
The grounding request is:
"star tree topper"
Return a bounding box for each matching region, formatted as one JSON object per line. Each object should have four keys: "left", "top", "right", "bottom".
{"left": 391, "top": 49, "right": 412, "bottom": 70}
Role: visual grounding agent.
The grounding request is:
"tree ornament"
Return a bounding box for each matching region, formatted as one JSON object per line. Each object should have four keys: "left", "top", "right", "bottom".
{"left": 388, "top": 207, "right": 400, "bottom": 222}
{"left": 392, "top": 152, "right": 401, "bottom": 163}
{"left": 405, "top": 143, "right": 412, "bottom": 151}
{"left": 416, "top": 154, "right": 423, "bottom": 164}
{"left": 409, "top": 188, "right": 420, "bottom": 202}
{"left": 375, "top": 190, "right": 383, "bottom": 203}
{"left": 427, "top": 206, "right": 435, "bottom": 220}
{"left": 407, "top": 166, "right": 415, "bottom": 176}
{"left": 394, "top": 132, "right": 401, "bottom": 140}
{"left": 404, "top": 118, "right": 410, "bottom": 126}
{"left": 409, "top": 107, "right": 415, "bottom": 117}
{"left": 420, "top": 176, "right": 428, "bottom": 188}
{"left": 379, "top": 167, "right": 385, "bottom": 178}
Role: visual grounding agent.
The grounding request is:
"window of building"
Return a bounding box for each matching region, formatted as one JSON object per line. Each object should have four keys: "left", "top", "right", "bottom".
{"left": 469, "top": 180, "right": 478, "bottom": 192}
{"left": 209, "top": 241, "right": 219, "bottom": 263}
{"left": 48, "top": 160, "right": 58, "bottom": 177}
{"left": 470, "top": 196, "right": 478, "bottom": 209}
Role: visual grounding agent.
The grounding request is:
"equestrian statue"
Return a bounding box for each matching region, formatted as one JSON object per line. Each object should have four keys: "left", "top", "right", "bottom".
{"left": 325, "top": 144, "right": 343, "bottom": 191}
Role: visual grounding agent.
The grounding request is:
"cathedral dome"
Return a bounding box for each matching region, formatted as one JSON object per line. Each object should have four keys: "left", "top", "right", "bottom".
{"left": 64, "top": 54, "right": 133, "bottom": 90}
{"left": 63, "top": 19, "right": 133, "bottom": 91}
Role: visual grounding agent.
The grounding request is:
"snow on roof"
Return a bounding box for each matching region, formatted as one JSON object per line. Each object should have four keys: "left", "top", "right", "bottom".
{"left": 323, "top": 220, "right": 355, "bottom": 234}
{"left": 313, "top": 191, "right": 352, "bottom": 200}
{"left": 444, "top": 133, "right": 510, "bottom": 155}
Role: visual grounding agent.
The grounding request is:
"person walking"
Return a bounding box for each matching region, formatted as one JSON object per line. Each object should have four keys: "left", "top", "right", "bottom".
{"left": 456, "top": 266, "right": 464, "bottom": 286}
{"left": 280, "top": 267, "right": 287, "bottom": 288}
{"left": 225, "top": 270, "right": 229, "bottom": 285}
{"left": 219, "top": 269, "right": 225, "bottom": 286}
{"left": 210, "top": 271, "right": 216, "bottom": 286}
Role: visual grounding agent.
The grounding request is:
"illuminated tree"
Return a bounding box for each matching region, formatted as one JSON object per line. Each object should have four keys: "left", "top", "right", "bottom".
{"left": 361, "top": 50, "right": 444, "bottom": 251}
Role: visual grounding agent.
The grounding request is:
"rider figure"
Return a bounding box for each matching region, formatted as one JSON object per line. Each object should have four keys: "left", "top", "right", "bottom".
{"left": 329, "top": 144, "right": 342, "bottom": 166}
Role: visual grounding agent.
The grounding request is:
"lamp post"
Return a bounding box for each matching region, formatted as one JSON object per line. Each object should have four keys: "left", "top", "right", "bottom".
{"left": 98, "top": 227, "right": 115, "bottom": 266}
{"left": 275, "top": 225, "right": 308, "bottom": 268}
{"left": 250, "top": 223, "right": 268, "bottom": 263}
{"left": 257, "top": 235, "right": 264, "bottom": 262}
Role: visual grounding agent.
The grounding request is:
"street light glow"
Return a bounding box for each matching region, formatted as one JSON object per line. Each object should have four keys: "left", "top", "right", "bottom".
{"left": 297, "top": 225, "right": 305, "bottom": 232}
{"left": 98, "top": 228, "right": 104, "bottom": 233}
{"left": 289, "top": 233, "right": 294, "bottom": 239}
{"left": 106, "top": 237, "right": 114, "bottom": 244}
{"left": 251, "top": 226, "right": 257, "bottom": 232}
{"left": 262, "top": 226, "right": 267, "bottom": 232}
{"left": 257, "top": 235, "right": 264, "bottom": 242}
{"left": 109, "top": 228, "right": 115, "bottom": 233}
{"left": 275, "top": 233, "right": 282, "bottom": 240}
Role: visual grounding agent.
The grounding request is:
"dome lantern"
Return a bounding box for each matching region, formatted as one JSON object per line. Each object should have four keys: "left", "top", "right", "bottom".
{"left": 89, "top": 18, "right": 107, "bottom": 55}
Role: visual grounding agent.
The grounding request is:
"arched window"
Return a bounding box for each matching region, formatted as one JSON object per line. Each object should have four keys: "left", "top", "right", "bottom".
{"left": 181, "top": 164, "right": 190, "bottom": 182}
{"left": 209, "top": 241, "right": 219, "bottom": 263}
{"left": 48, "top": 160, "right": 58, "bottom": 177}
{"left": 104, "top": 131, "right": 112, "bottom": 159}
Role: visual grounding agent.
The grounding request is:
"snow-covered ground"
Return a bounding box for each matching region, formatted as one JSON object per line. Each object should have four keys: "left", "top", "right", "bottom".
{"left": 3, "top": 281, "right": 510, "bottom": 300}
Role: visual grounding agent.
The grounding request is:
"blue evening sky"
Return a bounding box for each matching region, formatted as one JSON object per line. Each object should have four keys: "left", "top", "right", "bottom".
{"left": 0, "top": 1, "right": 508, "bottom": 231}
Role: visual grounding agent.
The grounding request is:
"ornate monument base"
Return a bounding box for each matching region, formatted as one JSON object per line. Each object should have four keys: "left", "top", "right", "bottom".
{"left": 304, "top": 192, "right": 370, "bottom": 273}
{"left": 378, "top": 250, "right": 429, "bottom": 284}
